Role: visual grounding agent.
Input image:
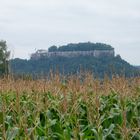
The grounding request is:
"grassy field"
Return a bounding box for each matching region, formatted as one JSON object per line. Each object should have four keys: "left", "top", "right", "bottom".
{"left": 0, "top": 73, "right": 140, "bottom": 140}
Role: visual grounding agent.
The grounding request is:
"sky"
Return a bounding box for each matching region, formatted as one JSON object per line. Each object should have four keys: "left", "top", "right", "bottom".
{"left": 0, "top": 0, "right": 140, "bottom": 65}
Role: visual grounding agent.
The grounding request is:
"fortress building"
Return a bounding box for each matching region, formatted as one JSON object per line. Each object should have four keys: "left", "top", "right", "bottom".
{"left": 30, "top": 43, "right": 115, "bottom": 60}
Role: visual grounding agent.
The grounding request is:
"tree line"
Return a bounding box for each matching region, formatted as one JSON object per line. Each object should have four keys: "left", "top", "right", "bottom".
{"left": 48, "top": 42, "right": 114, "bottom": 52}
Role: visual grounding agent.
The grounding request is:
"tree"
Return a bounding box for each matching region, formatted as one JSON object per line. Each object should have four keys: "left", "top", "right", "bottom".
{"left": 0, "top": 40, "right": 10, "bottom": 75}
{"left": 48, "top": 46, "right": 57, "bottom": 52}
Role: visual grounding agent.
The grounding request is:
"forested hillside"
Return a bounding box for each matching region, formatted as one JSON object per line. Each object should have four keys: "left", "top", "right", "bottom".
{"left": 10, "top": 55, "right": 140, "bottom": 78}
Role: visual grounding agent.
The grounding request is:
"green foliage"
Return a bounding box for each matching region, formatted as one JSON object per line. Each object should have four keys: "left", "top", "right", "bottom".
{"left": 49, "top": 45, "right": 58, "bottom": 52}
{"left": 0, "top": 90, "right": 140, "bottom": 139}
{"left": 48, "top": 42, "right": 113, "bottom": 52}
{"left": 0, "top": 40, "right": 10, "bottom": 75}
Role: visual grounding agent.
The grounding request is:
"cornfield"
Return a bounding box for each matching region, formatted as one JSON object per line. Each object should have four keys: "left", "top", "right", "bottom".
{"left": 0, "top": 73, "right": 140, "bottom": 140}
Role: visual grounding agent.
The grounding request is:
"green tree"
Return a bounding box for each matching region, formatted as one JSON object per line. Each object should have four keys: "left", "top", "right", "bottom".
{"left": 48, "top": 45, "right": 57, "bottom": 52}
{"left": 0, "top": 40, "right": 10, "bottom": 75}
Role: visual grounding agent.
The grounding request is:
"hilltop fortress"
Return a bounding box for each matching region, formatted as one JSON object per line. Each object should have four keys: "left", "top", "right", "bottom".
{"left": 31, "top": 42, "right": 115, "bottom": 60}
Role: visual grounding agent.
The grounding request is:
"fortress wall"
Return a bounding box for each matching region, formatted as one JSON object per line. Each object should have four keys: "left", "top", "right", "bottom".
{"left": 47, "top": 50, "right": 114, "bottom": 57}
{"left": 94, "top": 50, "right": 114, "bottom": 57}
{"left": 47, "top": 51, "right": 96, "bottom": 57}
{"left": 31, "top": 50, "right": 115, "bottom": 59}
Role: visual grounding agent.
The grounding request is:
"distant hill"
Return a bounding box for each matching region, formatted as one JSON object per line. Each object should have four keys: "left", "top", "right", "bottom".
{"left": 136, "top": 66, "right": 140, "bottom": 69}
{"left": 10, "top": 42, "right": 140, "bottom": 78}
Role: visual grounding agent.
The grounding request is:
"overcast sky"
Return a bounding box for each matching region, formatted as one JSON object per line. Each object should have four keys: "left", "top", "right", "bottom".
{"left": 0, "top": 0, "right": 140, "bottom": 65}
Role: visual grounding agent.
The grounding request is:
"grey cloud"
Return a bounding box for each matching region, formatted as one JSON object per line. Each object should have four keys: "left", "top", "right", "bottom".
{"left": 0, "top": 0, "right": 140, "bottom": 65}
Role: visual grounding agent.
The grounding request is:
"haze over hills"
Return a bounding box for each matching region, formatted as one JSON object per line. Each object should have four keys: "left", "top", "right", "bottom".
{"left": 10, "top": 42, "right": 140, "bottom": 78}
{"left": 136, "top": 66, "right": 140, "bottom": 69}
